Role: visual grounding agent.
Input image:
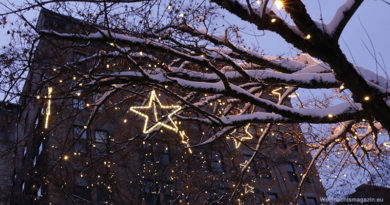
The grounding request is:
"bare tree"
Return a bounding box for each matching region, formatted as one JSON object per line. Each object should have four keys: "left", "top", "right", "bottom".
{"left": 1, "top": 0, "right": 389, "bottom": 204}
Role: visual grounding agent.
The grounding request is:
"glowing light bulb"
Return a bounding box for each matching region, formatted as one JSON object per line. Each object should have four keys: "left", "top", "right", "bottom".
{"left": 274, "top": 0, "right": 284, "bottom": 10}
{"left": 305, "top": 34, "right": 311, "bottom": 39}
{"left": 271, "top": 18, "right": 277, "bottom": 23}
{"left": 328, "top": 113, "right": 334, "bottom": 118}
{"left": 63, "top": 155, "right": 69, "bottom": 160}
{"left": 364, "top": 96, "right": 370, "bottom": 101}
{"left": 179, "top": 13, "right": 184, "bottom": 18}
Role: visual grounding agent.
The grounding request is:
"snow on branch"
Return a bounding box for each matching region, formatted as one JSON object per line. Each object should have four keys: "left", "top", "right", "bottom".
{"left": 178, "top": 24, "right": 305, "bottom": 73}
{"left": 326, "top": 0, "right": 363, "bottom": 39}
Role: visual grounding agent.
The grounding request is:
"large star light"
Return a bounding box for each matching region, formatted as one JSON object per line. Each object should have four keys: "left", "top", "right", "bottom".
{"left": 130, "top": 90, "right": 181, "bottom": 133}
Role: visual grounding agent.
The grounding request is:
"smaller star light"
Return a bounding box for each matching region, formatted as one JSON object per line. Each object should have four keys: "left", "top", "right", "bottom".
{"left": 130, "top": 90, "right": 181, "bottom": 134}
{"left": 44, "top": 87, "right": 53, "bottom": 129}
{"left": 244, "top": 184, "right": 254, "bottom": 194}
{"left": 231, "top": 124, "right": 254, "bottom": 148}
{"left": 240, "top": 160, "right": 249, "bottom": 169}
{"left": 271, "top": 87, "right": 282, "bottom": 101}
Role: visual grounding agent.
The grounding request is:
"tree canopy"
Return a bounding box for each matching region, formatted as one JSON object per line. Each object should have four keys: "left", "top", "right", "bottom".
{"left": 1, "top": 0, "right": 390, "bottom": 200}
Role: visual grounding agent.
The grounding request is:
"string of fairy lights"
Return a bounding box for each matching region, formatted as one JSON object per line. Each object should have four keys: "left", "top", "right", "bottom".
{"left": 28, "top": 1, "right": 389, "bottom": 203}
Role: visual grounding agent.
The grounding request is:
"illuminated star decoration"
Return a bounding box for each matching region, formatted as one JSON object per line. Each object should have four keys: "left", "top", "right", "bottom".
{"left": 129, "top": 90, "right": 181, "bottom": 134}
{"left": 271, "top": 87, "right": 299, "bottom": 101}
{"left": 244, "top": 184, "right": 254, "bottom": 194}
{"left": 179, "top": 130, "right": 193, "bottom": 154}
{"left": 240, "top": 160, "right": 249, "bottom": 169}
{"left": 231, "top": 124, "right": 254, "bottom": 148}
{"left": 44, "top": 87, "right": 53, "bottom": 129}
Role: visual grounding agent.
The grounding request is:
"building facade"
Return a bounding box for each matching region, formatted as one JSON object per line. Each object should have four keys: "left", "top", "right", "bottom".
{"left": 11, "top": 9, "right": 326, "bottom": 205}
{"left": 0, "top": 102, "right": 19, "bottom": 204}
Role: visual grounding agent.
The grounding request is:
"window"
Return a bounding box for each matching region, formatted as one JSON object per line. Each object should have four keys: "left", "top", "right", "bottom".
{"left": 199, "top": 152, "right": 208, "bottom": 171}
{"left": 73, "top": 126, "right": 87, "bottom": 140}
{"left": 97, "top": 186, "right": 109, "bottom": 202}
{"left": 73, "top": 126, "right": 87, "bottom": 154}
{"left": 141, "top": 141, "right": 154, "bottom": 162}
{"left": 95, "top": 130, "right": 109, "bottom": 154}
{"left": 287, "top": 136, "right": 299, "bottom": 151}
{"left": 260, "top": 161, "right": 272, "bottom": 179}
{"left": 21, "top": 181, "right": 25, "bottom": 192}
{"left": 144, "top": 180, "right": 160, "bottom": 205}
{"left": 34, "top": 115, "right": 40, "bottom": 128}
{"left": 254, "top": 189, "right": 263, "bottom": 204}
{"left": 72, "top": 98, "right": 85, "bottom": 110}
{"left": 306, "top": 197, "right": 317, "bottom": 205}
{"left": 211, "top": 151, "right": 223, "bottom": 173}
{"left": 297, "top": 197, "right": 306, "bottom": 205}
{"left": 95, "top": 130, "right": 108, "bottom": 143}
{"left": 33, "top": 156, "right": 37, "bottom": 167}
{"left": 23, "top": 146, "right": 27, "bottom": 157}
{"left": 38, "top": 142, "right": 43, "bottom": 155}
{"left": 267, "top": 193, "right": 278, "bottom": 203}
{"left": 158, "top": 144, "right": 170, "bottom": 165}
{"left": 74, "top": 175, "right": 90, "bottom": 201}
{"left": 37, "top": 186, "right": 42, "bottom": 199}
{"left": 275, "top": 134, "right": 287, "bottom": 149}
{"left": 73, "top": 52, "right": 86, "bottom": 62}
{"left": 286, "top": 163, "right": 298, "bottom": 182}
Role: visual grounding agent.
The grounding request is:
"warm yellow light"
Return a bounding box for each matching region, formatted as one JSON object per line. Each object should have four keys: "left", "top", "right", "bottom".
{"left": 240, "top": 160, "right": 248, "bottom": 169}
{"left": 179, "top": 13, "right": 184, "bottom": 18}
{"left": 44, "top": 87, "right": 53, "bottom": 129}
{"left": 256, "top": 0, "right": 260, "bottom": 4}
{"left": 168, "top": 4, "right": 172, "bottom": 9}
{"left": 129, "top": 90, "right": 181, "bottom": 133}
{"left": 271, "top": 18, "right": 277, "bottom": 23}
{"left": 305, "top": 34, "right": 311, "bottom": 39}
{"left": 271, "top": 87, "right": 282, "bottom": 101}
{"left": 232, "top": 124, "right": 254, "bottom": 148}
{"left": 123, "top": 119, "right": 127, "bottom": 123}
{"left": 364, "top": 96, "right": 370, "bottom": 101}
{"left": 384, "top": 142, "right": 390, "bottom": 149}
{"left": 328, "top": 113, "right": 334, "bottom": 118}
{"left": 274, "top": 0, "right": 284, "bottom": 10}
{"left": 244, "top": 184, "right": 254, "bottom": 194}
{"left": 63, "top": 155, "right": 69, "bottom": 160}
{"left": 340, "top": 84, "right": 345, "bottom": 90}
{"left": 179, "top": 131, "right": 192, "bottom": 154}
{"left": 76, "top": 92, "right": 81, "bottom": 97}
{"left": 288, "top": 92, "right": 299, "bottom": 98}
{"left": 139, "top": 51, "right": 143, "bottom": 56}
{"left": 36, "top": 95, "right": 40, "bottom": 100}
